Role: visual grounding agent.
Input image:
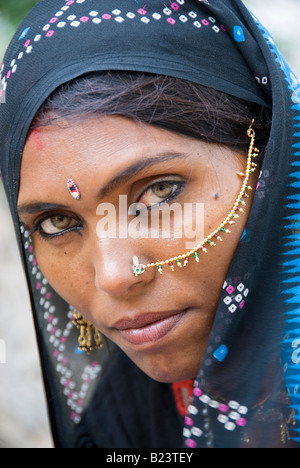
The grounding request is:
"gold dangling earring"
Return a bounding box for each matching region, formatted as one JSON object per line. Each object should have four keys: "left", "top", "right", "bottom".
{"left": 72, "top": 310, "right": 103, "bottom": 354}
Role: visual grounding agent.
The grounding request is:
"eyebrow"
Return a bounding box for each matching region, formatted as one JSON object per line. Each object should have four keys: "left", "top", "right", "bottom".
{"left": 18, "top": 202, "right": 70, "bottom": 216}
{"left": 17, "top": 152, "right": 191, "bottom": 216}
{"left": 97, "top": 151, "right": 190, "bottom": 200}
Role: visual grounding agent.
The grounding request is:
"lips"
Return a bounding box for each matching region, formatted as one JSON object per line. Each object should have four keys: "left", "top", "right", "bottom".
{"left": 112, "top": 309, "right": 187, "bottom": 346}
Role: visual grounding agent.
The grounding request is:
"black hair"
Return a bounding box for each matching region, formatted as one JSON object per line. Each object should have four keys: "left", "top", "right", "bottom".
{"left": 33, "top": 71, "right": 272, "bottom": 156}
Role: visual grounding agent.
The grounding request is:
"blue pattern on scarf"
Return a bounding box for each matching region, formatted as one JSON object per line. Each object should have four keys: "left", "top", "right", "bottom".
{"left": 251, "top": 11, "right": 300, "bottom": 442}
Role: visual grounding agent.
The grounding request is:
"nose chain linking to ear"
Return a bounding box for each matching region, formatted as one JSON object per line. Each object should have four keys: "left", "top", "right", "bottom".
{"left": 132, "top": 120, "right": 259, "bottom": 277}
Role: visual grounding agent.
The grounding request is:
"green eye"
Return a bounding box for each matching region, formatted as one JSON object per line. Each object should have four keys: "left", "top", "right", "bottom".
{"left": 137, "top": 180, "right": 184, "bottom": 211}
{"left": 152, "top": 182, "right": 174, "bottom": 199}
{"left": 40, "top": 215, "right": 73, "bottom": 234}
{"left": 36, "top": 214, "right": 81, "bottom": 237}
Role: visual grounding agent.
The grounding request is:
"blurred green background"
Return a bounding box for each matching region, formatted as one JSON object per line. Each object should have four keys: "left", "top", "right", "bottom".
{"left": 0, "top": 0, "right": 300, "bottom": 449}
{"left": 0, "top": 0, "right": 38, "bottom": 26}
{"left": 0, "top": 0, "right": 38, "bottom": 54}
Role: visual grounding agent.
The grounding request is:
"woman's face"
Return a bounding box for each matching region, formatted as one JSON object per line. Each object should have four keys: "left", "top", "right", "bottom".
{"left": 18, "top": 116, "right": 258, "bottom": 383}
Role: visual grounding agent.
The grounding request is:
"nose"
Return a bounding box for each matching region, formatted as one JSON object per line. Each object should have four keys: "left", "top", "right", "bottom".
{"left": 92, "top": 237, "right": 154, "bottom": 297}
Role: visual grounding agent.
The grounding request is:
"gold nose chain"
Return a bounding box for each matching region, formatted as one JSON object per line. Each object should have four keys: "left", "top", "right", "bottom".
{"left": 132, "top": 121, "right": 259, "bottom": 277}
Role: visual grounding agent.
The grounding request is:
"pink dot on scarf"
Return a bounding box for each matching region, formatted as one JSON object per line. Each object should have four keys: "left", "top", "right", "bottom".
{"left": 80, "top": 16, "right": 89, "bottom": 22}
{"left": 236, "top": 418, "right": 247, "bottom": 427}
{"left": 184, "top": 417, "right": 194, "bottom": 426}
{"left": 102, "top": 14, "right": 111, "bottom": 20}
{"left": 218, "top": 404, "right": 229, "bottom": 413}
{"left": 185, "top": 439, "right": 197, "bottom": 448}
{"left": 167, "top": 17, "right": 176, "bottom": 24}
{"left": 193, "top": 387, "right": 202, "bottom": 397}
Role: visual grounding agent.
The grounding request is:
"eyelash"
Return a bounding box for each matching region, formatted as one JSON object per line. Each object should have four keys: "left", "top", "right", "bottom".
{"left": 29, "top": 214, "right": 82, "bottom": 240}
{"left": 137, "top": 179, "right": 185, "bottom": 210}
{"left": 30, "top": 179, "right": 186, "bottom": 240}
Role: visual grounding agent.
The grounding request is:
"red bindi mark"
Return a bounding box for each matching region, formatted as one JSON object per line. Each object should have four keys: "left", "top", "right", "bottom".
{"left": 30, "top": 127, "right": 44, "bottom": 152}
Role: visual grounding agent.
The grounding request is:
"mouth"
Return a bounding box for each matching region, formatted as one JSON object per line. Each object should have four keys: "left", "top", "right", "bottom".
{"left": 112, "top": 309, "right": 189, "bottom": 346}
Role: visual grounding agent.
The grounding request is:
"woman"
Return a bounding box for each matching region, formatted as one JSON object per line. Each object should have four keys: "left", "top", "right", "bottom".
{"left": 0, "top": 0, "right": 299, "bottom": 448}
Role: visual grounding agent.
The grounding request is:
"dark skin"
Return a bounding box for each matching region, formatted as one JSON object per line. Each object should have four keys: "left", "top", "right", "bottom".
{"left": 18, "top": 116, "right": 258, "bottom": 383}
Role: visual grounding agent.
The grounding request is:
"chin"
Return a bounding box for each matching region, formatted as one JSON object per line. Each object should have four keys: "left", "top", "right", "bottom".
{"left": 120, "top": 336, "right": 206, "bottom": 383}
{"left": 135, "top": 359, "right": 199, "bottom": 384}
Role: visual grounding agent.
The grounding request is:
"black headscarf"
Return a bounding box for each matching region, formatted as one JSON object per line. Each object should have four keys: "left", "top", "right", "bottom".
{"left": 1, "top": 0, "right": 300, "bottom": 448}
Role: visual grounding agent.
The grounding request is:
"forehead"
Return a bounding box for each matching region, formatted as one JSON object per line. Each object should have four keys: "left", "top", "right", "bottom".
{"left": 22, "top": 115, "right": 194, "bottom": 173}
{"left": 19, "top": 116, "right": 203, "bottom": 205}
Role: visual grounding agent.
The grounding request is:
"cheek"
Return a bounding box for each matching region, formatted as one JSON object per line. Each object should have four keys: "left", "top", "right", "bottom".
{"left": 32, "top": 240, "right": 94, "bottom": 307}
